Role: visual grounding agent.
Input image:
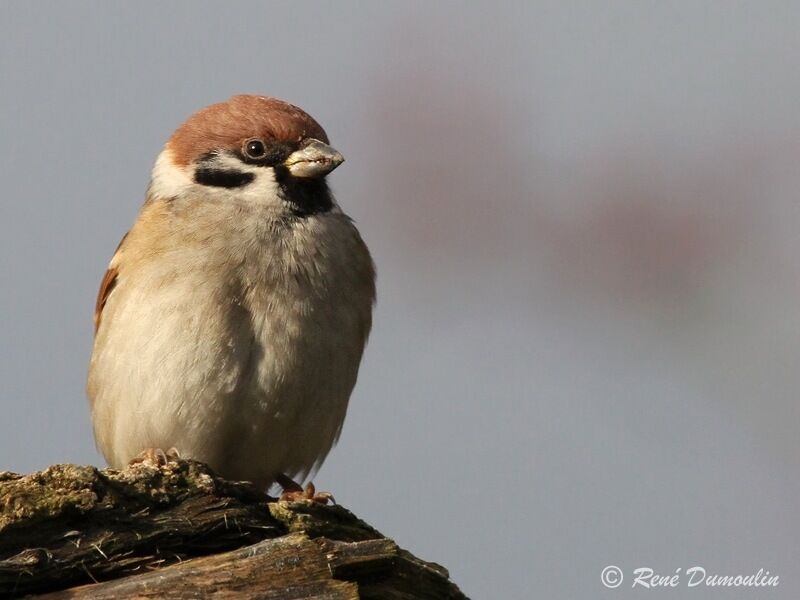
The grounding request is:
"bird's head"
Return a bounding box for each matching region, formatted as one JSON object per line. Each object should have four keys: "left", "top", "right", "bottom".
{"left": 148, "top": 95, "right": 344, "bottom": 216}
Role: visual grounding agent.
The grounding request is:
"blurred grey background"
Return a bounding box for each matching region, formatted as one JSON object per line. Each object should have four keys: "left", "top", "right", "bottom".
{"left": 2, "top": 2, "right": 799, "bottom": 598}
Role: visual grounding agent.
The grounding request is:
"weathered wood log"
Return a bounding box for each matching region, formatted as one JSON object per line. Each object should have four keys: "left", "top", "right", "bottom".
{"left": 0, "top": 460, "right": 466, "bottom": 599}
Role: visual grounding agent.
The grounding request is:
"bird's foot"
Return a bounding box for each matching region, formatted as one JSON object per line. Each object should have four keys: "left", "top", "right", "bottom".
{"left": 276, "top": 474, "right": 335, "bottom": 505}
{"left": 129, "top": 447, "right": 181, "bottom": 467}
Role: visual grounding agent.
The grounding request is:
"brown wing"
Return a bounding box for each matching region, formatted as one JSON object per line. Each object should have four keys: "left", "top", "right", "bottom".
{"left": 93, "top": 233, "right": 128, "bottom": 334}
{"left": 93, "top": 266, "right": 119, "bottom": 334}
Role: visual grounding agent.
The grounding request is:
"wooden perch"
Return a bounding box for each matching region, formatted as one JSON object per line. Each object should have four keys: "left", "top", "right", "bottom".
{"left": 0, "top": 460, "right": 466, "bottom": 599}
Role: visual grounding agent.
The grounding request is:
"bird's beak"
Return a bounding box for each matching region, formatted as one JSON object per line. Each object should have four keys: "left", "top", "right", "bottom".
{"left": 283, "top": 139, "right": 344, "bottom": 178}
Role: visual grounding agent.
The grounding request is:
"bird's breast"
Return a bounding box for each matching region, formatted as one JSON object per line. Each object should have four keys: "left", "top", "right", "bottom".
{"left": 233, "top": 214, "right": 374, "bottom": 410}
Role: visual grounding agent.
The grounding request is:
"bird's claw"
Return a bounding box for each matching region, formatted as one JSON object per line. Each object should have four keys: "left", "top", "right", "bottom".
{"left": 277, "top": 475, "right": 335, "bottom": 505}
{"left": 129, "top": 447, "right": 181, "bottom": 467}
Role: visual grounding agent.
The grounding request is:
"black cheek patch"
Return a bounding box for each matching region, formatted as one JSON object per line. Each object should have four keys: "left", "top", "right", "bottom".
{"left": 194, "top": 167, "right": 255, "bottom": 188}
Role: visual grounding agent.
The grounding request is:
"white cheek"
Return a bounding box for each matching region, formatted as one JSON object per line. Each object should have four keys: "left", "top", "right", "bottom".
{"left": 215, "top": 154, "right": 281, "bottom": 204}
{"left": 147, "top": 149, "right": 282, "bottom": 208}
{"left": 148, "top": 148, "right": 193, "bottom": 200}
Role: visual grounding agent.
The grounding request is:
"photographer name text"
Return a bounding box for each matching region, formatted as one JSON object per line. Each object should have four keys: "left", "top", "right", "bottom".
{"left": 601, "top": 565, "right": 779, "bottom": 589}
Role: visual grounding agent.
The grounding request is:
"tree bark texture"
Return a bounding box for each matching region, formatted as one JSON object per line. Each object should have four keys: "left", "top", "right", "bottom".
{"left": 0, "top": 460, "right": 466, "bottom": 599}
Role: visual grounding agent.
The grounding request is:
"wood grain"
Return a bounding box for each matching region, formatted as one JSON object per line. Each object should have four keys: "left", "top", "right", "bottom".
{"left": 0, "top": 460, "right": 466, "bottom": 599}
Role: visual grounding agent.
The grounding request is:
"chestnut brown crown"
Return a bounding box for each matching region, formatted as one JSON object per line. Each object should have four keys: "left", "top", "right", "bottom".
{"left": 166, "top": 95, "right": 329, "bottom": 166}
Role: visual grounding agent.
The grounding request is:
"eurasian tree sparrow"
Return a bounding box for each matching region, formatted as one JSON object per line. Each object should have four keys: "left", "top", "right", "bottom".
{"left": 87, "top": 95, "right": 375, "bottom": 500}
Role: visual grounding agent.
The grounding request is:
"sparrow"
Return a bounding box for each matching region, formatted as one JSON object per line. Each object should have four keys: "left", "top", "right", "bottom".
{"left": 87, "top": 95, "right": 375, "bottom": 500}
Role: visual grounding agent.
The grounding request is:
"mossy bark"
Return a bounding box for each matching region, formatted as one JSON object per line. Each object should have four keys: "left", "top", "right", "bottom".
{"left": 0, "top": 460, "right": 466, "bottom": 599}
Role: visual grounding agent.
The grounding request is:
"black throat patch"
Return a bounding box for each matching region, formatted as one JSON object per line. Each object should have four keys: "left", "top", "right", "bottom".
{"left": 274, "top": 166, "right": 334, "bottom": 217}
{"left": 192, "top": 151, "right": 334, "bottom": 217}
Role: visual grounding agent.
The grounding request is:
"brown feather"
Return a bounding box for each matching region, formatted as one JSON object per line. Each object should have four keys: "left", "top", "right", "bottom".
{"left": 94, "top": 267, "right": 118, "bottom": 333}
{"left": 94, "top": 233, "right": 128, "bottom": 334}
{"left": 167, "top": 95, "right": 329, "bottom": 166}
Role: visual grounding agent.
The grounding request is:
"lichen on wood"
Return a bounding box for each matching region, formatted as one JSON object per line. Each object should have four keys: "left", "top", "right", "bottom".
{"left": 0, "top": 460, "right": 466, "bottom": 599}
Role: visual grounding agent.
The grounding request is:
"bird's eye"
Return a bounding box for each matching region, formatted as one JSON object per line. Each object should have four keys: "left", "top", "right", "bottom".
{"left": 244, "top": 139, "right": 267, "bottom": 159}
